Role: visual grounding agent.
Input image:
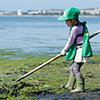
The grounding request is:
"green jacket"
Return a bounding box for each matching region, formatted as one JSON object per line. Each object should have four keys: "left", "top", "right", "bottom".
{"left": 66, "top": 22, "right": 93, "bottom": 61}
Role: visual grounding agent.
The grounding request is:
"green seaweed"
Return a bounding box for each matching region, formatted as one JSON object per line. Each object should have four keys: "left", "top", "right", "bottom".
{"left": 0, "top": 55, "right": 100, "bottom": 99}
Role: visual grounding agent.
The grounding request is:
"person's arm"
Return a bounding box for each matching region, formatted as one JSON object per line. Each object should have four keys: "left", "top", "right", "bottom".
{"left": 61, "top": 27, "right": 78, "bottom": 56}
{"left": 64, "top": 27, "right": 78, "bottom": 51}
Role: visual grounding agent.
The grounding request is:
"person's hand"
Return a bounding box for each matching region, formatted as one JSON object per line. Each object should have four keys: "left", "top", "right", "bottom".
{"left": 61, "top": 49, "right": 66, "bottom": 56}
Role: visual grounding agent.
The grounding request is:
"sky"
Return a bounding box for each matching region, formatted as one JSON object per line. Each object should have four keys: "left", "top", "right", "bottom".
{"left": 0, "top": 0, "right": 100, "bottom": 11}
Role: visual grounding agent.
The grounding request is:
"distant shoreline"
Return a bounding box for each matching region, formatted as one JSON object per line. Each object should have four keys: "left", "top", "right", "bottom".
{"left": 0, "top": 15, "right": 100, "bottom": 17}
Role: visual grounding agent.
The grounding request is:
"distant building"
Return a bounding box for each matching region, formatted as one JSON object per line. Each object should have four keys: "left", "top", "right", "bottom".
{"left": 18, "top": 10, "right": 22, "bottom": 15}
{"left": 3, "top": 11, "right": 10, "bottom": 15}
{"left": 28, "top": 10, "right": 39, "bottom": 15}
{"left": 80, "top": 8, "right": 100, "bottom": 15}
{"left": 43, "top": 10, "right": 47, "bottom": 14}
{"left": 47, "top": 10, "right": 64, "bottom": 15}
{"left": 0, "top": 11, "right": 3, "bottom": 15}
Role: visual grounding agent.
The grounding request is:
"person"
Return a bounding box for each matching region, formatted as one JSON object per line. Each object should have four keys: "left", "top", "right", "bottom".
{"left": 57, "top": 7, "right": 93, "bottom": 92}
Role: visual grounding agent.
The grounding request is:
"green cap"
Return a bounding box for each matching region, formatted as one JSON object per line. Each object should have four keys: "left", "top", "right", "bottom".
{"left": 57, "top": 7, "right": 80, "bottom": 21}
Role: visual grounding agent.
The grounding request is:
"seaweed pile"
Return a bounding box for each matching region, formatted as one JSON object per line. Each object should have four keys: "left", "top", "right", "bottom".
{"left": 1, "top": 81, "right": 100, "bottom": 100}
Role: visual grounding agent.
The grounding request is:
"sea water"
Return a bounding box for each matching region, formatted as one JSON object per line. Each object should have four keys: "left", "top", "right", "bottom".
{"left": 0, "top": 16, "right": 100, "bottom": 59}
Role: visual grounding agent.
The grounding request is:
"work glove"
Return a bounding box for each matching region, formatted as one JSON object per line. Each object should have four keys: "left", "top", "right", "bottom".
{"left": 61, "top": 49, "right": 66, "bottom": 56}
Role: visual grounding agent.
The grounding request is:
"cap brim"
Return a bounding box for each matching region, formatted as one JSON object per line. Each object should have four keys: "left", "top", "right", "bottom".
{"left": 57, "top": 16, "right": 68, "bottom": 21}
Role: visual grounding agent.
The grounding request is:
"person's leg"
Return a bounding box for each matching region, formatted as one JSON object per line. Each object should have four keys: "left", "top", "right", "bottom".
{"left": 73, "top": 62, "right": 83, "bottom": 78}
{"left": 71, "top": 62, "right": 85, "bottom": 92}
{"left": 61, "top": 61, "right": 76, "bottom": 90}
{"left": 70, "top": 61, "right": 75, "bottom": 77}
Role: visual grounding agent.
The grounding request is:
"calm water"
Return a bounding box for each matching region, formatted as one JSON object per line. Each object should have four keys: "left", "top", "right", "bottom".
{"left": 0, "top": 16, "right": 100, "bottom": 59}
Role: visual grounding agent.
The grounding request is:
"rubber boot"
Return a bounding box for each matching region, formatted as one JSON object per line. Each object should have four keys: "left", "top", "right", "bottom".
{"left": 64, "top": 75, "right": 76, "bottom": 90}
{"left": 71, "top": 78, "right": 85, "bottom": 92}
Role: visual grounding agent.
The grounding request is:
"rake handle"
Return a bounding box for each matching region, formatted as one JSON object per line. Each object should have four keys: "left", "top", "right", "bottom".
{"left": 89, "top": 30, "right": 100, "bottom": 39}
{"left": 15, "top": 54, "right": 61, "bottom": 82}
